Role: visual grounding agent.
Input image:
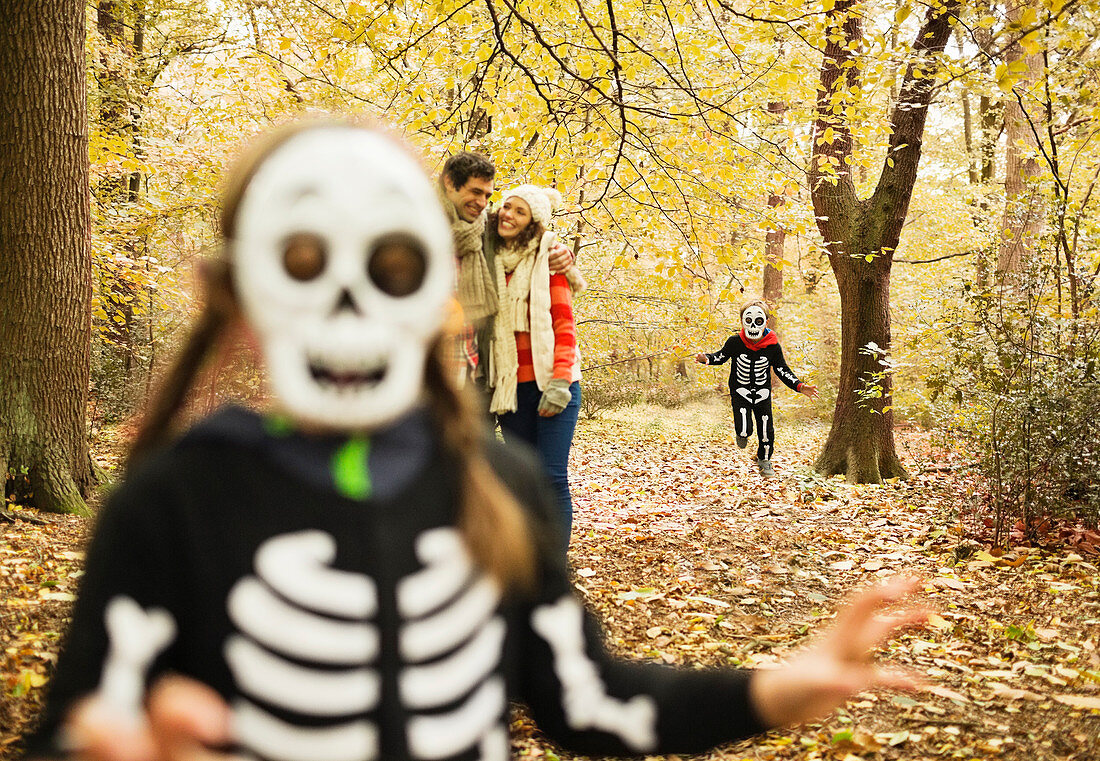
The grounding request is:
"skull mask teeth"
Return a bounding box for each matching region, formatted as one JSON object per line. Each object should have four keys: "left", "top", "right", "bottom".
{"left": 231, "top": 127, "right": 454, "bottom": 431}
{"left": 742, "top": 305, "right": 768, "bottom": 342}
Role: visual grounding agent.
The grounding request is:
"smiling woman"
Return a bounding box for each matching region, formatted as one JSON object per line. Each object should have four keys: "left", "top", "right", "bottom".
{"left": 485, "top": 184, "right": 582, "bottom": 547}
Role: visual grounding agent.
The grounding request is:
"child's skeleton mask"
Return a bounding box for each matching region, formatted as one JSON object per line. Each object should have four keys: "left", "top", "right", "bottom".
{"left": 742, "top": 305, "right": 768, "bottom": 342}
{"left": 231, "top": 127, "right": 454, "bottom": 430}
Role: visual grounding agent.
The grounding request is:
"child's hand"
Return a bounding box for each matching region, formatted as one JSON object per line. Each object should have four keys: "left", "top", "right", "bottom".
{"left": 695, "top": 353, "right": 707, "bottom": 364}
{"left": 748, "top": 577, "right": 929, "bottom": 728}
{"left": 63, "top": 676, "right": 238, "bottom": 761}
{"left": 800, "top": 383, "right": 819, "bottom": 399}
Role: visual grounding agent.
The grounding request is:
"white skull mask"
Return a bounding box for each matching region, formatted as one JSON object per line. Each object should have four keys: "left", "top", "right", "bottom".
{"left": 231, "top": 127, "right": 454, "bottom": 431}
{"left": 742, "top": 305, "right": 768, "bottom": 342}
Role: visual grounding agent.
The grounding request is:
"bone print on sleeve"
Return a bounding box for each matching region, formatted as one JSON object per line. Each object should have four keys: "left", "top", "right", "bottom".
{"left": 516, "top": 544, "right": 766, "bottom": 754}
{"left": 703, "top": 335, "right": 739, "bottom": 366}
{"left": 765, "top": 343, "right": 804, "bottom": 392}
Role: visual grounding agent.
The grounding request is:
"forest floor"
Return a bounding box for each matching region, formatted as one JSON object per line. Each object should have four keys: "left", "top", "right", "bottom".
{"left": 2, "top": 399, "right": 1099, "bottom": 760}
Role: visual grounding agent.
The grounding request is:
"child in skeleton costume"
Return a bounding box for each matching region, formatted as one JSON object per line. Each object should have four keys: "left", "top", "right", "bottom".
{"left": 23, "top": 125, "right": 924, "bottom": 761}
{"left": 696, "top": 300, "right": 818, "bottom": 477}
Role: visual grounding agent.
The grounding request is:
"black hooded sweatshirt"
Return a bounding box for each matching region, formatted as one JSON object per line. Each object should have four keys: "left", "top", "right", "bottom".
{"left": 23, "top": 406, "right": 764, "bottom": 761}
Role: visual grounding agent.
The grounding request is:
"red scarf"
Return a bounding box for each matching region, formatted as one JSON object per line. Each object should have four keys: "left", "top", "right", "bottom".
{"left": 740, "top": 328, "right": 778, "bottom": 351}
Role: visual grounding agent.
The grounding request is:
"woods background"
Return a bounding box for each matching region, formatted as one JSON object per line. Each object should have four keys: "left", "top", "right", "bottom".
{"left": 2, "top": 2, "right": 1100, "bottom": 756}
{"left": 1, "top": 0, "right": 1098, "bottom": 551}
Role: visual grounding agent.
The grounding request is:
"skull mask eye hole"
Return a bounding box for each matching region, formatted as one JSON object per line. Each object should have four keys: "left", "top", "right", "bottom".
{"left": 282, "top": 233, "right": 327, "bottom": 282}
{"left": 368, "top": 233, "right": 427, "bottom": 297}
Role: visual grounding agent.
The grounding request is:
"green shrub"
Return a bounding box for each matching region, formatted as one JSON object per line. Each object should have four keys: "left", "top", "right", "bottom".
{"left": 932, "top": 273, "right": 1100, "bottom": 542}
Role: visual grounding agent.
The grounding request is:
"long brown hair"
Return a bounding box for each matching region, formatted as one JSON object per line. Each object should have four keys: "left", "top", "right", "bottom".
{"left": 128, "top": 122, "right": 535, "bottom": 592}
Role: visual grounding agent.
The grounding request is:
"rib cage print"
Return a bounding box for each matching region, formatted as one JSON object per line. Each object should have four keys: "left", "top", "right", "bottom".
{"left": 735, "top": 355, "right": 752, "bottom": 384}
{"left": 753, "top": 357, "right": 769, "bottom": 385}
{"left": 224, "top": 528, "right": 508, "bottom": 761}
{"left": 226, "top": 531, "right": 381, "bottom": 761}
{"left": 735, "top": 355, "right": 773, "bottom": 388}
{"left": 397, "top": 528, "right": 507, "bottom": 761}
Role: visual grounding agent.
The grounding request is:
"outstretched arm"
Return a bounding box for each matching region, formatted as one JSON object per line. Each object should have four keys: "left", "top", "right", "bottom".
{"left": 696, "top": 336, "right": 737, "bottom": 366}
{"left": 749, "top": 577, "right": 928, "bottom": 727}
{"left": 768, "top": 344, "right": 815, "bottom": 396}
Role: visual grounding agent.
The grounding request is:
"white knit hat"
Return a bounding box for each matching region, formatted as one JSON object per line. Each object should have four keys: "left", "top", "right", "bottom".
{"left": 500, "top": 184, "right": 562, "bottom": 227}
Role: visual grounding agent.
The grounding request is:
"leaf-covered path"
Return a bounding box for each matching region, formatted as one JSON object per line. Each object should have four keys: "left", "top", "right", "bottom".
{"left": 2, "top": 402, "right": 1099, "bottom": 759}
{"left": 521, "top": 401, "right": 1100, "bottom": 760}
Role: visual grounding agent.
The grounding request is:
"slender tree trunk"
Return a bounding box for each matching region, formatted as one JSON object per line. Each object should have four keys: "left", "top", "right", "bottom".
{"left": 996, "top": 0, "right": 1045, "bottom": 276}
{"left": 971, "top": 4, "right": 1000, "bottom": 287}
{"left": 96, "top": 0, "right": 137, "bottom": 369}
{"left": 129, "top": 2, "right": 146, "bottom": 203}
{"left": 762, "top": 193, "right": 785, "bottom": 333}
{"left": 0, "top": 0, "right": 94, "bottom": 515}
{"left": 762, "top": 101, "right": 787, "bottom": 334}
{"left": 762, "top": 196, "right": 785, "bottom": 303}
{"left": 962, "top": 88, "right": 981, "bottom": 185}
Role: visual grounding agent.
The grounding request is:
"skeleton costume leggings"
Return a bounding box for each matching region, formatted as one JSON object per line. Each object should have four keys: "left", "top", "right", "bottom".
{"left": 732, "top": 393, "right": 774, "bottom": 462}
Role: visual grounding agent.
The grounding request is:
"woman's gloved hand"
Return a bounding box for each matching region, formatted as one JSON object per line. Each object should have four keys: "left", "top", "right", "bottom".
{"left": 537, "top": 378, "right": 573, "bottom": 417}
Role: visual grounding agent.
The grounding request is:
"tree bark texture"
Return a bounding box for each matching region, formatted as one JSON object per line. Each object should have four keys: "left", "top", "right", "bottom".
{"left": 763, "top": 191, "right": 785, "bottom": 334}
{"left": 0, "top": 0, "right": 94, "bottom": 515}
{"left": 996, "top": 0, "right": 1045, "bottom": 276}
{"left": 809, "top": 0, "right": 959, "bottom": 482}
{"left": 762, "top": 102, "right": 787, "bottom": 333}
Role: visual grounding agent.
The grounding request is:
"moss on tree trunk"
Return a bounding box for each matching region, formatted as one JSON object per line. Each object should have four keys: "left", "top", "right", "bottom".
{"left": 0, "top": 0, "right": 95, "bottom": 515}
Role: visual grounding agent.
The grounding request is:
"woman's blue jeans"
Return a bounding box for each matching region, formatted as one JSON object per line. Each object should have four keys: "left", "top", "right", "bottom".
{"left": 497, "top": 380, "right": 581, "bottom": 546}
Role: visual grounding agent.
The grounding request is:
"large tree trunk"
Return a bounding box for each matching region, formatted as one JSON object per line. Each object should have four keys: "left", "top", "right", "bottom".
{"left": 815, "top": 257, "right": 905, "bottom": 481}
{"left": 0, "top": 0, "right": 94, "bottom": 515}
{"left": 810, "top": 0, "right": 958, "bottom": 482}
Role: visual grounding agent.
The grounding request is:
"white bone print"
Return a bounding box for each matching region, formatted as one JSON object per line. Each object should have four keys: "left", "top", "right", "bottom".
{"left": 753, "top": 356, "right": 769, "bottom": 384}
{"left": 406, "top": 678, "right": 506, "bottom": 759}
{"left": 97, "top": 596, "right": 176, "bottom": 725}
{"left": 531, "top": 596, "right": 658, "bottom": 752}
{"left": 254, "top": 529, "right": 377, "bottom": 617}
{"left": 226, "top": 531, "right": 380, "bottom": 761}
{"left": 735, "top": 355, "right": 752, "bottom": 384}
{"left": 232, "top": 699, "right": 378, "bottom": 761}
{"left": 224, "top": 528, "right": 512, "bottom": 761}
{"left": 397, "top": 528, "right": 508, "bottom": 760}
